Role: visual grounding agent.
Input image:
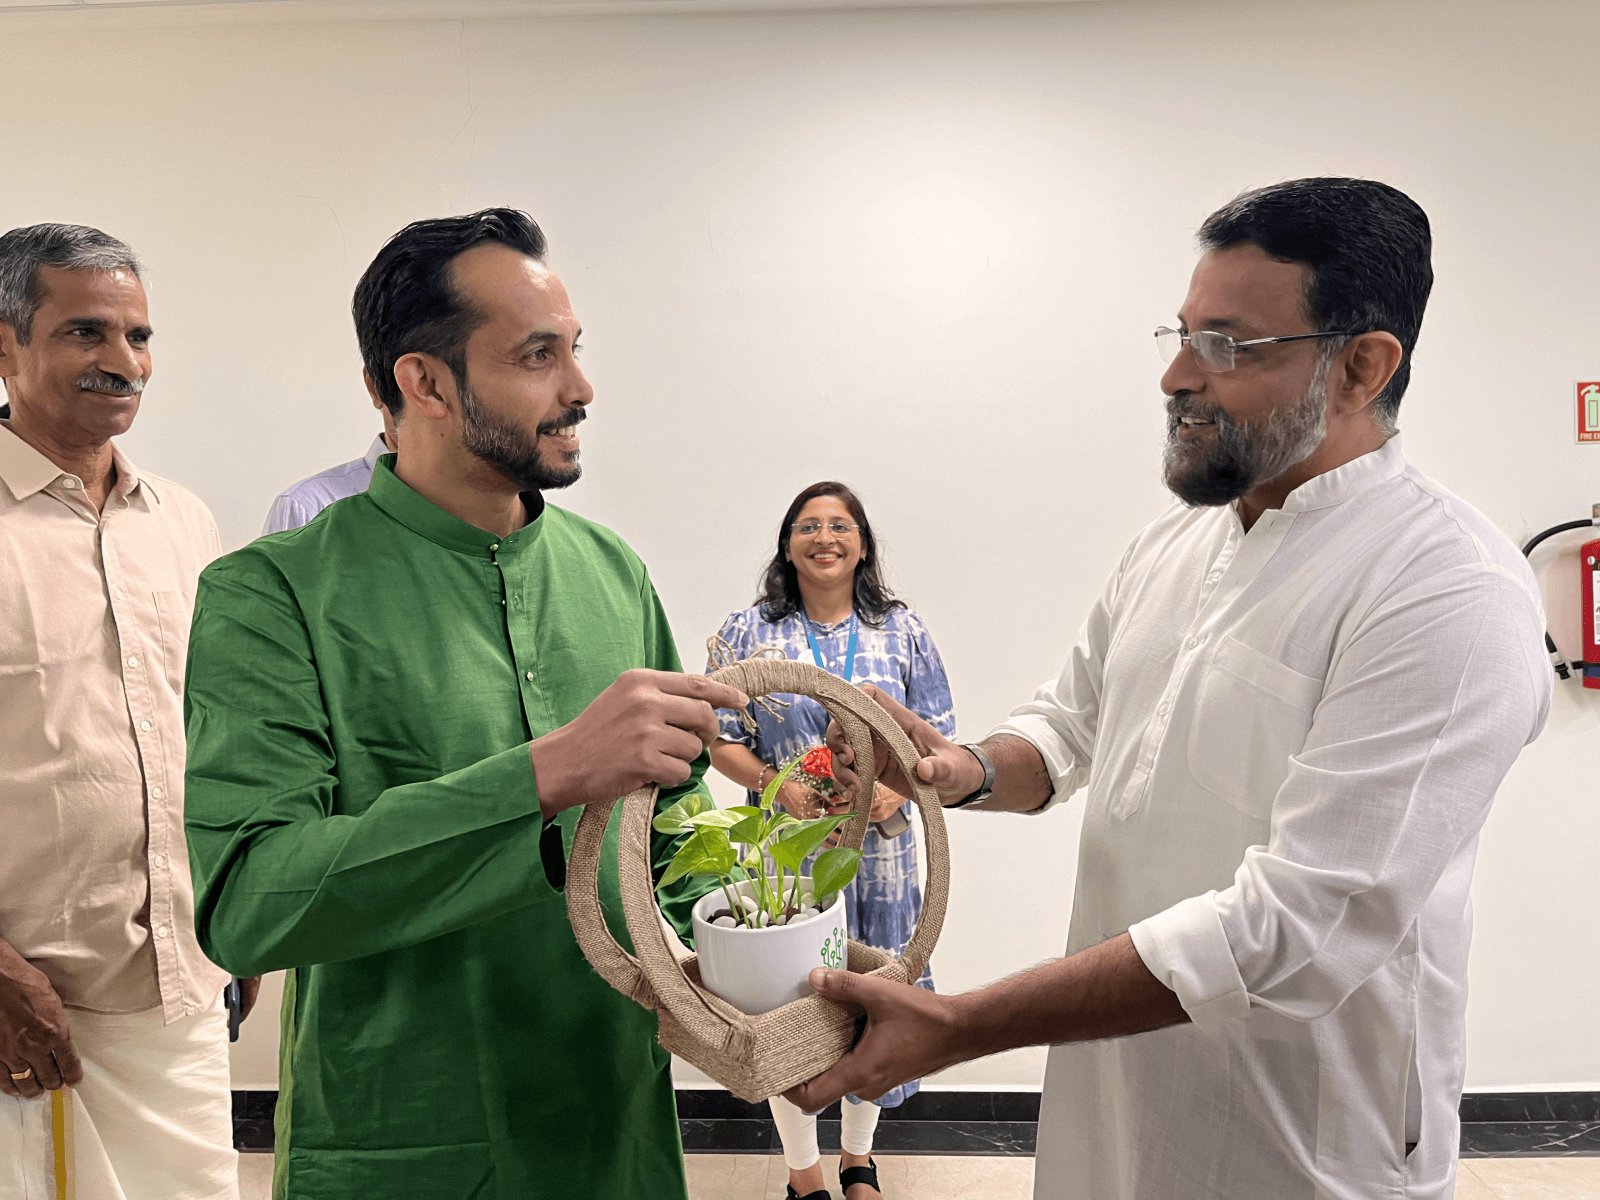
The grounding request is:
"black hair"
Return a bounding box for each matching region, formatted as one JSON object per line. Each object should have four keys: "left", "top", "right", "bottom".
{"left": 352, "top": 208, "right": 547, "bottom": 416}
{"left": 756, "top": 481, "right": 906, "bottom": 628}
{"left": 1197, "top": 177, "right": 1432, "bottom": 432}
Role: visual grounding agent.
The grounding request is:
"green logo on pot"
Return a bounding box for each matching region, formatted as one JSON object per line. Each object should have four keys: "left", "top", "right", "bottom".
{"left": 819, "top": 928, "right": 845, "bottom": 969}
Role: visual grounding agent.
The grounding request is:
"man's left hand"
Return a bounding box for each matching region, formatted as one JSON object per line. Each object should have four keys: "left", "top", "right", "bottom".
{"left": 782, "top": 968, "right": 970, "bottom": 1112}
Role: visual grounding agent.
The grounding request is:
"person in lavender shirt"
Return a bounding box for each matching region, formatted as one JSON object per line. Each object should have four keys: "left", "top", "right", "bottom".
{"left": 259, "top": 385, "right": 396, "bottom": 535}
{"left": 709, "top": 480, "right": 955, "bottom": 1200}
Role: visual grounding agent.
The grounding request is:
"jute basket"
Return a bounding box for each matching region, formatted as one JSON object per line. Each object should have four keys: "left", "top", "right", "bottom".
{"left": 566, "top": 657, "right": 949, "bottom": 1103}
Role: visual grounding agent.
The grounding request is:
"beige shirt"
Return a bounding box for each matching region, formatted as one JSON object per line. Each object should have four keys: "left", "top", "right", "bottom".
{"left": 0, "top": 420, "right": 229, "bottom": 1023}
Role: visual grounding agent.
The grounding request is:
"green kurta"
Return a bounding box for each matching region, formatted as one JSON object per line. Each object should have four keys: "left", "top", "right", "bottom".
{"left": 184, "top": 456, "right": 709, "bottom": 1199}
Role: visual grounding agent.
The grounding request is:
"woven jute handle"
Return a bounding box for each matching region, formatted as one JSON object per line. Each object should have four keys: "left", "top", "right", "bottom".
{"left": 565, "top": 658, "right": 950, "bottom": 1060}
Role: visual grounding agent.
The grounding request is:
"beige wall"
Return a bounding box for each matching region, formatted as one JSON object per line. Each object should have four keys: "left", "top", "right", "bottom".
{"left": 2, "top": 0, "right": 1595, "bottom": 1093}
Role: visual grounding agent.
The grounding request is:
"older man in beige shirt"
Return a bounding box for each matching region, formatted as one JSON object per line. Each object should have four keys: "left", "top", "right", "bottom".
{"left": 0, "top": 224, "right": 246, "bottom": 1200}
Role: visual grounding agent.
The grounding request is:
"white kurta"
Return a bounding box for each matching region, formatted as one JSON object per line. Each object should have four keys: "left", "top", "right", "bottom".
{"left": 992, "top": 437, "right": 1551, "bottom": 1200}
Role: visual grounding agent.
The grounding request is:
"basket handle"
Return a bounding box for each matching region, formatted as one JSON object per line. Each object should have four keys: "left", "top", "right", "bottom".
{"left": 566, "top": 659, "right": 950, "bottom": 1055}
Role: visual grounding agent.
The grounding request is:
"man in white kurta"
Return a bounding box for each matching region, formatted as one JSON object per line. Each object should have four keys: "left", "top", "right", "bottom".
{"left": 1002, "top": 432, "right": 1549, "bottom": 1198}
{"left": 784, "top": 177, "right": 1552, "bottom": 1200}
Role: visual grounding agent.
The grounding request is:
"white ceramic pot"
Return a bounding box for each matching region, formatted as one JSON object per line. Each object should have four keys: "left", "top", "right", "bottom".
{"left": 690, "top": 878, "right": 848, "bottom": 1016}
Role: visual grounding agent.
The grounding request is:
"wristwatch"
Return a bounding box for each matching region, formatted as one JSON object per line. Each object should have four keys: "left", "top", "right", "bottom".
{"left": 948, "top": 743, "right": 995, "bottom": 809}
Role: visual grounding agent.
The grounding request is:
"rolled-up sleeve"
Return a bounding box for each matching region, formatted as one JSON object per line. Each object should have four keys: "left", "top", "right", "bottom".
{"left": 1131, "top": 565, "right": 1550, "bottom": 1031}
{"left": 708, "top": 609, "right": 758, "bottom": 749}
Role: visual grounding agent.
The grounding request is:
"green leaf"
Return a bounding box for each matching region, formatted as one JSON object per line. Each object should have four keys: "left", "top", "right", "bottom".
{"left": 651, "top": 792, "right": 715, "bottom": 835}
{"left": 655, "top": 827, "right": 735, "bottom": 891}
{"left": 726, "top": 813, "right": 765, "bottom": 845}
{"left": 810, "top": 846, "right": 862, "bottom": 902}
{"left": 760, "top": 813, "right": 800, "bottom": 842}
{"left": 760, "top": 758, "right": 802, "bottom": 811}
{"left": 685, "top": 809, "right": 746, "bottom": 830}
{"left": 769, "top": 814, "right": 851, "bottom": 872}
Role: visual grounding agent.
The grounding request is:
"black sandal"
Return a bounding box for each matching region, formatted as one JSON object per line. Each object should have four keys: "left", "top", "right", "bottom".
{"left": 785, "top": 1187, "right": 832, "bottom": 1200}
{"left": 839, "top": 1158, "right": 882, "bottom": 1197}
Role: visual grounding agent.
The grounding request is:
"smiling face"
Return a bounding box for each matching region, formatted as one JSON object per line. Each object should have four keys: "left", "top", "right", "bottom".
{"left": 444, "top": 243, "right": 593, "bottom": 492}
{"left": 785, "top": 495, "right": 864, "bottom": 598}
{"left": 1159, "top": 243, "right": 1333, "bottom": 506}
{"left": 0, "top": 265, "right": 151, "bottom": 445}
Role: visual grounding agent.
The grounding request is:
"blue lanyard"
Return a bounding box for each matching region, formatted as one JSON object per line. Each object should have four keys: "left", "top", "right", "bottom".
{"left": 803, "top": 610, "right": 859, "bottom": 684}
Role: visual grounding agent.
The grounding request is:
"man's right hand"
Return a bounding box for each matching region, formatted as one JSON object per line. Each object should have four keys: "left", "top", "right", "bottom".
{"left": 0, "top": 942, "right": 83, "bottom": 1101}
{"left": 528, "top": 669, "right": 749, "bottom": 817}
{"left": 826, "top": 685, "right": 984, "bottom": 806}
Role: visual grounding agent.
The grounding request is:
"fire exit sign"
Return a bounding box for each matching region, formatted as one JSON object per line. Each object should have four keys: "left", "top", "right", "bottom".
{"left": 1581, "top": 382, "right": 1600, "bottom": 442}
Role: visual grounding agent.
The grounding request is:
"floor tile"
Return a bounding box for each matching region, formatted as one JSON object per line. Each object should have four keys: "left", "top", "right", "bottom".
{"left": 1458, "top": 1162, "right": 1501, "bottom": 1200}
{"left": 1467, "top": 1156, "right": 1600, "bottom": 1200}
{"left": 684, "top": 1153, "right": 779, "bottom": 1200}
{"left": 238, "top": 1151, "right": 273, "bottom": 1200}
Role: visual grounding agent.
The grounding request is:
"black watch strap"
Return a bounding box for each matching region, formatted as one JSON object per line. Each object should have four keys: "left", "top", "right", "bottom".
{"left": 949, "top": 742, "right": 996, "bottom": 809}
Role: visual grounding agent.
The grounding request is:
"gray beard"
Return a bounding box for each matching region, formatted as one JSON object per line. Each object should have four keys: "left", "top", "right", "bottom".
{"left": 459, "top": 384, "right": 581, "bottom": 493}
{"left": 1161, "top": 358, "right": 1331, "bottom": 508}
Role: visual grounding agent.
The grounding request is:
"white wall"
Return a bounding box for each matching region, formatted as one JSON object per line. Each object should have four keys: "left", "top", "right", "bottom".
{"left": 2, "top": 0, "right": 1595, "bottom": 1094}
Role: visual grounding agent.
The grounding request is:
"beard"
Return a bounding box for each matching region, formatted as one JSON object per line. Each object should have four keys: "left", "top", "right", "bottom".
{"left": 1161, "top": 355, "right": 1332, "bottom": 507}
{"left": 458, "top": 383, "right": 583, "bottom": 492}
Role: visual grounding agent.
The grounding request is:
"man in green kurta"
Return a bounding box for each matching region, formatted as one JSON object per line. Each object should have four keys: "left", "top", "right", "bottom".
{"left": 183, "top": 209, "right": 747, "bottom": 1199}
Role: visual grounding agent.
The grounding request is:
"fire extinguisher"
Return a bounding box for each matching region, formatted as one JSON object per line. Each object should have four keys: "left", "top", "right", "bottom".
{"left": 1523, "top": 505, "right": 1600, "bottom": 688}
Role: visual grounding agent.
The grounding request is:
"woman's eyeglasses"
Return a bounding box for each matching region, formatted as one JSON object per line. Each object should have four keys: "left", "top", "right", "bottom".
{"left": 791, "top": 521, "right": 859, "bottom": 538}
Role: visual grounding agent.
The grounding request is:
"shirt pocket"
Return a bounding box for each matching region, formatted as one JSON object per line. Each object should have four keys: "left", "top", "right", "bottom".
{"left": 152, "top": 589, "right": 193, "bottom": 698}
{"left": 1186, "top": 635, "right": 1323, "bottom": 819}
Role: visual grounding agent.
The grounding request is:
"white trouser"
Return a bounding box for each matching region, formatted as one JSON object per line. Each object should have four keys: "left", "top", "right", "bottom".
{"left": 770, "top": 1093, "right": 883, "bottom": 1170}
{"left": 0, "top": 994, "right": 238, "bottom": 1200}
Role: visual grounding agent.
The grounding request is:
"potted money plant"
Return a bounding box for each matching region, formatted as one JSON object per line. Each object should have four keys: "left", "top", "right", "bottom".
{"left": 654, "top": 753, "right": 862, "bottom": 1015}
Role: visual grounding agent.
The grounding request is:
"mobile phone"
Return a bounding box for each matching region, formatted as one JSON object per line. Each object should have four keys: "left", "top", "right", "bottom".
{"left": 874, "top": 808, "right": 911, "bottom": 839}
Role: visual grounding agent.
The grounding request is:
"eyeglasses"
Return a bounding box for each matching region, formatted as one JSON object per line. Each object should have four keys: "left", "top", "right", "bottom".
{"left": 1154, "top": 326, "right": 1353, "bottom": 373}
{"left": 791, "top": 521, "right": 859, "bottom": 538}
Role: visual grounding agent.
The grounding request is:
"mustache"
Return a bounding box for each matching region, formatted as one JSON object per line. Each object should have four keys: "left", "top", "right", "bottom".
{"left": 536, "top": 408, "right": 586, "bottom": 437}
{"left": 1165, "top": 391, "right": 1226, "bottom": 425}
{"left": 76, "top": 371, "right": 144, "bottom": 396}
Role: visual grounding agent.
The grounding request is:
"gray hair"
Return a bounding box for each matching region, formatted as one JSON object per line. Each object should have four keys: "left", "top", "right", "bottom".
{"left": 0, "top": 223, "right": 143, "bottom": 345}
{"left": 1311, "top": 333, "right": 1399, "bottom": 439}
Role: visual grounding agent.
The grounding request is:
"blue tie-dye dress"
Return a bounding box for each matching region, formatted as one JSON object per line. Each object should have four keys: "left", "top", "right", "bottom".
{"left": 709, "top": 603, "right": 956, "bottom": 1109}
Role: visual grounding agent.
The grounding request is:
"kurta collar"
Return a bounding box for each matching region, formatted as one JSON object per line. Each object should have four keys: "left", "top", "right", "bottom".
{"left": 1277, "top": 434, "right": 1407, "bottom": 514}
{"left": 0, "top": 419, "right": 152, "bottom": 504}
{"left": 366, "top": 453, "right": 546, "bottom": 558}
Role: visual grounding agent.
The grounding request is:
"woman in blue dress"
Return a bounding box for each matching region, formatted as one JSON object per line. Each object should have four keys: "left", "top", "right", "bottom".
{"left": 708, "top": 481, "right": 956, "bottom": 1200}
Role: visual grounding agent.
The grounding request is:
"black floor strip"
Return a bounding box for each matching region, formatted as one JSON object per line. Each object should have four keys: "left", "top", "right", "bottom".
{"left": 234, "top": 1089, "right": 1600, "bottom": 1158}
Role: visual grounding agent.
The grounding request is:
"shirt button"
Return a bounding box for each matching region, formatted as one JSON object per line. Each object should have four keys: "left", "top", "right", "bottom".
{"left": 154, "top": 925, "right": 170, "bottom": 939}
{"left": 1157, "top": 701, "right": 1171, "bottom": 717}
{"left": 489, "top": 543, "right": 500, "bottom": 552}
{"left": 1184, "top": 635, "right": 1201, "bottom": 650}
{"left": 151, "top": 786, "right": 165, "bottom": 800}
{"left": 62, "top": 478, "right": 77, "bottom": 490}
{"left": 139, "top": 720, "right": 151, "bottom": 731}
{"left": 127, "top": 655, "right": 140, "bottom": 667}
{"left": 1206, "top": 572, "right": 1222, "bottom": 585}
{"left": 153, "top": 854, "right": 167, "bottom": 868}
{"left": 525, "top": 671, "right": 535, "bottom": 681}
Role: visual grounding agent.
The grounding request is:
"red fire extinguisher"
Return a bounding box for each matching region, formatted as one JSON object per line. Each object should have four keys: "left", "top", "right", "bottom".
{"left": 1583, "top": 531, "right": 1600, "bottom": 690}
{"left": 1524, "top": 506, "right": 1600, "bottom": 687}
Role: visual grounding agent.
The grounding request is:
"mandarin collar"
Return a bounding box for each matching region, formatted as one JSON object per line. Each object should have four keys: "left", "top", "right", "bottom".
{"left": 366, "top": 453, "right": 545, "bottom": 558}
{"left": 0, "top": 419, "right": 152, "bottom": 504}
{"left": 1277, "top": 435, "right": 1407, "bottom": 514}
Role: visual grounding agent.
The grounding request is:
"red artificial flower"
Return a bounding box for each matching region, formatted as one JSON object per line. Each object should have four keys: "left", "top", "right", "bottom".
{"left": 801, "top": 746, "right": 834, "bottom": 780}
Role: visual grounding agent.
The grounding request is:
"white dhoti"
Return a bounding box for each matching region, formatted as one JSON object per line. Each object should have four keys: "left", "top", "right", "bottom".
{"left": 0, "top": 995, "right": 238, "bottom": 1200}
